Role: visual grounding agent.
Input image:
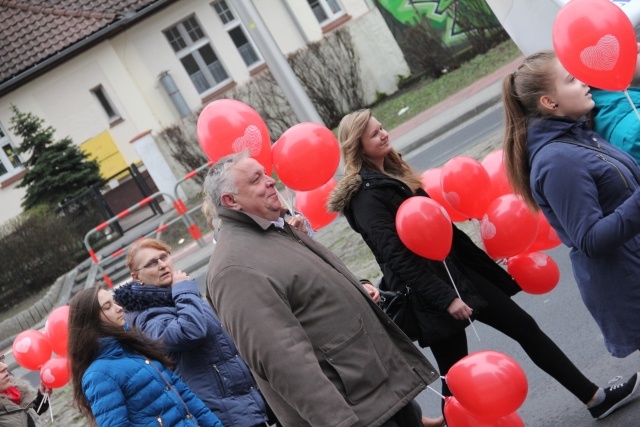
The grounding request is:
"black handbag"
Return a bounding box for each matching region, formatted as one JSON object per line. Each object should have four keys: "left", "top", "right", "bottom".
{"left": 378, "top": 288, "right": 420, "bottom": 341}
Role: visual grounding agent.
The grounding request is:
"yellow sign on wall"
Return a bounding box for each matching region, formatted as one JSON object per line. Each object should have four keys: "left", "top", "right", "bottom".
{"left": 80, "top": 131, "right": 127, "bottom": 179}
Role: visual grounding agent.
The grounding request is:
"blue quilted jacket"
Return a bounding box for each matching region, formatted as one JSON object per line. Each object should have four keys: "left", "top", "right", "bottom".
{"left": 82, "top": 337, "right": 223, "bottom": 427}
{"left": 114, "top": 280, "right": 268, "bottom": 427}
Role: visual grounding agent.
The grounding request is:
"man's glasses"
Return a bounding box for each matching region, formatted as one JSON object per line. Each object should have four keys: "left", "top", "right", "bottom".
{"left": 136, "top": 253, "right": 171, "bottom": 271}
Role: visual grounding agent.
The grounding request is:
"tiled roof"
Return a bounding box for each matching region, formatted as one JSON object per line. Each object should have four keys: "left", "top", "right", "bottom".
{"left": 0, "top": 0, "right": 163, "bottom": 89}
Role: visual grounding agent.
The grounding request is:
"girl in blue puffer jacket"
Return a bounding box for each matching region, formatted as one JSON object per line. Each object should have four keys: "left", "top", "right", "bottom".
{"left": 68, "top": 286, "right": 223, "bottom": 427}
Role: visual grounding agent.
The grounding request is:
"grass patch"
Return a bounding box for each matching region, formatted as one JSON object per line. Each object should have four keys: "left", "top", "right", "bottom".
{"left": 371, "top": 40, "right": 522, "bottom": 131}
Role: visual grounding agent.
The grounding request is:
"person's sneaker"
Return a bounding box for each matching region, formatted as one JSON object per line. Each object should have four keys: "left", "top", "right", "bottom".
{"left": 588, "top": 373, "right": 640, "bottom": 420}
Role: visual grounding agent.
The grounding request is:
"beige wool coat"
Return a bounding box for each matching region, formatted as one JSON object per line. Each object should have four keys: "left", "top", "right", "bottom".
{"left": 206, "top": 207, "right": 439, "bottom": 427}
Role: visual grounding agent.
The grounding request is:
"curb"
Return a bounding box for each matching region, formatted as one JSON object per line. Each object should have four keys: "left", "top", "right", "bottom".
{"left": 397, "top": 92, "right": 502, "bottom": 156}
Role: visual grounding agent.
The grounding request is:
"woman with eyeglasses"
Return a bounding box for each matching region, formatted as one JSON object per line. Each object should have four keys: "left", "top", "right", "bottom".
{"left": 67, "top": 286, "right": 221, "bottom": 426}
{"left": 114, "top": 238, "right": 276, "bottom": 427}
{"left": 0, "top": 354, "right": 52, "bottom": 427}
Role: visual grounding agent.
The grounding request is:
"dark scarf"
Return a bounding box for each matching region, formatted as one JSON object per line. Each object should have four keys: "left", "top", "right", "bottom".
{"left": 113, "top": 281, "right": 175, "bottom": 312}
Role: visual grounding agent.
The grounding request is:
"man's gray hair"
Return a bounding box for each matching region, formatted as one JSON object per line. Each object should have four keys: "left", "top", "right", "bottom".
{"left": 203, "top": 151, "right": 250, "bottom": 208}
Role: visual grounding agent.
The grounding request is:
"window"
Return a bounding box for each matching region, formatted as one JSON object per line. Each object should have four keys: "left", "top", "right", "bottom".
{"left": 307, "top": 0, "right": 344, "bottom": 25}
{"left": 0, "top": 124, "right": 22, "bottom": 178}
{"left": 164, "top": 16, "right": 231, "bottom": 95}
{"left": 91, "top": 85, "right": 121, "bottom": 123}
{"left": 212, "top": 1, "right": 262, "bottom": 68}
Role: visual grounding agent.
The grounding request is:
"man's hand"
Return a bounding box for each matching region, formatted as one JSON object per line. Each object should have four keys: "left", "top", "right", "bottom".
{"left": 287, "top": 214, "right": 309, "bottom": 234}
{"left": 447, "top": 298, "right": 472, "bottom": 320}
{"left": 361, "top": 282, "right": 381, "bottom": 303}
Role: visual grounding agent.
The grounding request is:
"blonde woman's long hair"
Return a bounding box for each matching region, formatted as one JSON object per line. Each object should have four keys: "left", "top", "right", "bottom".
{"left": 338, "top": 109, "right": 423, "bottom": 192}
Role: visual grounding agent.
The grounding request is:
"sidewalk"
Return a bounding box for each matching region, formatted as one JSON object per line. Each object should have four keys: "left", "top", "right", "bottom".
{"left": 391, "top": 56, "right": 524, "bottom": 154}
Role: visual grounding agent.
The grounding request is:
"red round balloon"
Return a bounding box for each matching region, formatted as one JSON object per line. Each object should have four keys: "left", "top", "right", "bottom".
{"left": 295, "top": 178, "right": 338, "bottom": 231}
{"left": 481, "top": 149, "right": 512, "bottom": 202}
{"left": 553, "top": 0, "right": 637, "bottom": 91}
{"left": 12, "top": 330, "right": 52, "bottom": 371}
{"left": 526, "top": 211, "right": 562, "bottom": 252}
{"left": 45, "top": 305, "right": 69, "bottom": 356}
{"left": 40, "top": 357, "right": 70, "bottom": 388}
{"left": 396, "top": 196, "right": 453, "bottom": 261}
{"left": 272, "top": 123, "right": 340, "bottom": 191}
{"left": 481, "top": 194, "right": 539, "bottom": 260}
{"left": 446, "top": 350, "right": 528, "bottom": 419}
{"left": 441, "top": 156, "right": 493, "bottom": 220}
{"left": 197, "top": 99, "right": 272, "bottom": 174}
{"left": 420, "top": 168, "right": 468, "bottom": 222}
{"left": 444, "top": 397, "right": 524, "bottom": 427}
{"left": 507, "top": 252, "right": 560, "bottom": 295}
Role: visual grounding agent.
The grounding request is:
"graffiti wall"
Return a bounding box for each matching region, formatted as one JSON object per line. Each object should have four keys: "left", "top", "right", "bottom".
{"left": 374, "top": 0, "right": 502, "bottom": 56}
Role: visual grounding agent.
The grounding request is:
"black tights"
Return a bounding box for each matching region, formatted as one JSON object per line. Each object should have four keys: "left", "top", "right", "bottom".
{"left": 430, "top": 271, "right": 598, "bottom": 408}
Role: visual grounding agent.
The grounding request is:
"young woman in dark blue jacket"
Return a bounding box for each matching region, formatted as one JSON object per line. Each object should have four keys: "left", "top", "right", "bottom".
{"left": 68, "top": 286, "right": 222, "bottom": 427}
{"left": 114, "top": 238, "right": 273, "bottom": 427}
{"left": 504, "top": 51, "right": 640, "bottom": 360}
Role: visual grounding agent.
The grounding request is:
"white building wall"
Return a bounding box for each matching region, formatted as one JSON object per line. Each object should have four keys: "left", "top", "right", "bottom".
{"left": 0, "top": 182, "right": 26, "bottom": 222}
{"left": 349, "top": 8, "right": 410, "bottom": 104}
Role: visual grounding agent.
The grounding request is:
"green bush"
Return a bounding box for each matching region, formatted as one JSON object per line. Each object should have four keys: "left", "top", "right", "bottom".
{"left": 0, "top": 206, "right": 79, "bottom": 312}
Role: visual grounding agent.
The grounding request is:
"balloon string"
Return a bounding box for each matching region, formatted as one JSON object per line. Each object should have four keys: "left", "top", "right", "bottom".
{"left": 427, "top": 385, "right": 445, "bottom": 400}
{"left": 48, "top": 393, "right": 54, "bottom": 422}
{"left": 36, "top": 392, "right": 47, "bottom": 413}
{"left": 275, "top": 186, "right": 295, "bottom": 214}
{"left": 623, "top": 90, "right": 640, "bottom": 121}
{"left": 442, "top": 260, "right": 481, "bottom": 342}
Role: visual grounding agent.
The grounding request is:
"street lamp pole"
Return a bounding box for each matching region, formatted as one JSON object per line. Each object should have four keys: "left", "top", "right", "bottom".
{"left": 230, "top": 0, "right": 325, "bottom": 125}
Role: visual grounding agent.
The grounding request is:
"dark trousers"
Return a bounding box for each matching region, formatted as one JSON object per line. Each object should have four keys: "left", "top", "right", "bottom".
{"left": 379, "top": 400, "right": 423, "bottom": 427}
{"left": 430, "top": 270, "right": 598, "bottom": 407}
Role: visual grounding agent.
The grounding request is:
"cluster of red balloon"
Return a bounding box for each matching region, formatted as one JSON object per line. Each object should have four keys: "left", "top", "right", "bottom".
{"left": 444, "top": 351, "right": 527, "bottom": 426}
{"left": 553, "top": 0, "right": 637, "bottom": 92}
{"left": 413, "top": 151, "right": 563, "bottom": 295}
{"left": 12, "top": 306, "right": 70, "bottom": 389}
{"left": 197, "top": 100, "right": 341, "bottom": 231}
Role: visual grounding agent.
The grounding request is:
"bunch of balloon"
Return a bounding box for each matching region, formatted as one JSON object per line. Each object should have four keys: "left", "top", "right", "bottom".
{"left": 395, "top": 196, "right": 481, "bottom": 341}
{"left": 295, "top": 179, "right": 338, "bottom": 231}
{"left": 272, "top": 123, "right": 341, "bottom": 231}
{"left": 420, "top": 168, "right": 467, "bottom": 223}
{"left": 197, "top": 99, "right": 273, "bottom": 174}
{"left": 441, "top": 156, "right": 493, "bottom": 220}
{"left": 445, "top": 350, "right": 528, "bottom": 426}
{"left": 481, "top": 149, "right": 513, "bottom": 202}
{"left": 553, "top": 0, "right": 637, "bottom": 92}
{"left": 480, "top": 194, "right": 539, "bottom": 260}
{"left": 11, "top": 305, "right": 71, "bottom": 389}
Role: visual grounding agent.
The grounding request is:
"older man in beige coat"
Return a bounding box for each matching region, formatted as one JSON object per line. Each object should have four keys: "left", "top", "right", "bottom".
{"left": 204, "top": 152, "right": 440, "bottom": 427}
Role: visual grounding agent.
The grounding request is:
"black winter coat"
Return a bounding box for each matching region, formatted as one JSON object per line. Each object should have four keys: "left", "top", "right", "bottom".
{"left": 328, "top": 168, "right": 520, "bottom": 346}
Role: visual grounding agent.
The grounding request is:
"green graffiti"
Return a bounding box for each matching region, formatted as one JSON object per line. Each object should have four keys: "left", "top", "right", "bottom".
{"left": 376, "top": 0, "right": 464, "bottom": 44}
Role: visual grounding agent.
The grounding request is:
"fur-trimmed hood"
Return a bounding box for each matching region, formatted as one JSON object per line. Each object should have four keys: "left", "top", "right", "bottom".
{"left": 327, "top": 174, "right": 363, "bottom": 213}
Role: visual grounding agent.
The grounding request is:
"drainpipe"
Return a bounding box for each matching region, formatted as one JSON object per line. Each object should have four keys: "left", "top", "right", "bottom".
{"left": 230, "top": 0, "right": 324, "bottom": 125}
{"left": 158, "top": 71, "right": 191, "bottom": 118}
